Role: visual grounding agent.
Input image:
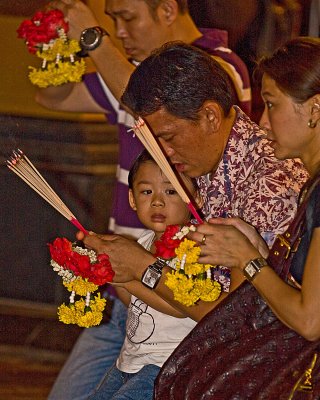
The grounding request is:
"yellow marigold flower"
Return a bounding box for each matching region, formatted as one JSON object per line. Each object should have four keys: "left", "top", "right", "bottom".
{"left": 36, "top": 39, "right": 81, "bottom": 60}
{"left": 195, "top": 279, "right": 221, "bottom": 302}
{"left": 165, "top": 271, "right": 198, "bottom": 306}
{"left": 184, "top": 262, "right": 206, "bottom": 276}
{"left": 64, "top": 277, "right": 98, "bottom": 296}
{"left": 29, "top": 60, "right": 86, "bottom": 88}
{"left": 175, "top": 239, "right": 200, "bottom": 264}
{"left": 58, "top": 304, "right": 77, "bottom": 325}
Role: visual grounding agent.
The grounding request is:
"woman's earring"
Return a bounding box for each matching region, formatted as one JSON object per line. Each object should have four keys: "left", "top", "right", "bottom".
{"left": 308, "top": 119, "right": 317, "bottom": 128}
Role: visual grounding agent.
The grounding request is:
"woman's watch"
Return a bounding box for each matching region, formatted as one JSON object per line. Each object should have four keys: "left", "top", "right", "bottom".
{"left": 78, "top": 26, "right": 110, "bottom": 57}
{"left": 141, "top": 258, "right": 167, "bottom": 289}
{"left": 243, "top": 257, "right": 268, "bottom": 282}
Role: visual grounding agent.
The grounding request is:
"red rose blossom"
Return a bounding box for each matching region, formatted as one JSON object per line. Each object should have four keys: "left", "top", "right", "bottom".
{"left": 154, "top": 225, "right": 182, "bottom": 259}
{"left": 48, "top": 237, "right": 72, "bottom": 266}
{"left": 48, "top": 237, "right": 114, "bottom": 285}
{"left": 17, "top": 9, "right": 69, "bottom": 54}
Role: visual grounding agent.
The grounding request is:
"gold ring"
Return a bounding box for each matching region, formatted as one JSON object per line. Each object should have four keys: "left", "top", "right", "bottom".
{"left": 201, "top": 234, "right": 207, "bottom": 244}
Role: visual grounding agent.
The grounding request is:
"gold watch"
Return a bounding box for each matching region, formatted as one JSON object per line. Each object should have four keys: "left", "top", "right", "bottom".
{"left": 243, "top": 257, "right": 268, "bottom": 282}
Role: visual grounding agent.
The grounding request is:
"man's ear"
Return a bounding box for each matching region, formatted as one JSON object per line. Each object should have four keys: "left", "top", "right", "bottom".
{"left": 159, "top": 0, "right": 179, "bottom": 25}
{"left": 128, "top": 189, "right": 137, "bottom": 211}
{"left": 201, "top": 101, "right": 222, "bottom": 133}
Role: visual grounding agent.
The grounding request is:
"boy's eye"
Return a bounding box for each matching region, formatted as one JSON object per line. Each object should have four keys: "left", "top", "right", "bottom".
{"left": 166, "top": 189, "right": 177, "bottom": 195}
{"left": 142, "top": 189, "right": 152, "bottom": 195}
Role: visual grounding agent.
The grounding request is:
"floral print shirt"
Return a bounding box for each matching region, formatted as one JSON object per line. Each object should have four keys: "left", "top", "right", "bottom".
{"left": 197, "top": 106, "right": 308, "bottom": 247}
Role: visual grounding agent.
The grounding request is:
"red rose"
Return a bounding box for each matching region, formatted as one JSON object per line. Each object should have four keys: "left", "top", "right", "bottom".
{"left": 154, "top": 225, "right": 182, "bottom": 259}
{"left": 89, "top": 254, "right": 114, "bottom": 285}
{"left": 66, "top": 252, "right": 91, "bottom": 277}
{"left": 17, "top": 9, "right": 69, "bottom": 53}
{"left": 48, "top": 237, "right": 72, "bottom": 265}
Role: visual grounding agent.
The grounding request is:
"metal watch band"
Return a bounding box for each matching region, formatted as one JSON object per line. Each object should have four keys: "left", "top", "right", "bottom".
{"left": 141, "top": 258, "right": 167, "bottom": 289}
{"left": 243, "top": 257, "right": 268, "bottom": 282}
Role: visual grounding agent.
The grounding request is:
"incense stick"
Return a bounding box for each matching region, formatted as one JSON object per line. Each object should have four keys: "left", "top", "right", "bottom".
{"left": 132, "top": 118, "right": 203, "bottom": 224}
{"left": 6, "top": 149, "right": 88, "bottom": 234}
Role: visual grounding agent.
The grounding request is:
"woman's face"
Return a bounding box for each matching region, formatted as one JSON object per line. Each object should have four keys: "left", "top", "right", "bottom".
{"left": 259, "top": 74, "right": 315, "bottom": 162}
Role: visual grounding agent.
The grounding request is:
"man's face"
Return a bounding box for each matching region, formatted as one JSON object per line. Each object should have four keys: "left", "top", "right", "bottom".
{"left": 105, "top": 0, "right": 171, "bottom": 62}
{"left": 144, "top": 107, "right": 227, "bottom": 178}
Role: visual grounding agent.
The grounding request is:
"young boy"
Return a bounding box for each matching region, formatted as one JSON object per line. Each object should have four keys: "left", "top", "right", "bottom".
{"left": 89, "top": 150, "right": 201, "bottom": 399}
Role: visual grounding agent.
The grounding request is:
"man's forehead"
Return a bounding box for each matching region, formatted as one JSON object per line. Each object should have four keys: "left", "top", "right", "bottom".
{"left": 105, "top": 0, "right": 149, "bottom": 14}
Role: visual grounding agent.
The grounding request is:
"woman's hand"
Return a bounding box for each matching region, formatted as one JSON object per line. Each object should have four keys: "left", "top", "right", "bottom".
{"left": 188, "top": 218, "right": 268, "bottom": 270}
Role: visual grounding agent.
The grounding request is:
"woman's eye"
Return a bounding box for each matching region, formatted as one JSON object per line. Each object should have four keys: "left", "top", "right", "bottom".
{"left": 265, "top": 101, "right": 273, "bottom": 110}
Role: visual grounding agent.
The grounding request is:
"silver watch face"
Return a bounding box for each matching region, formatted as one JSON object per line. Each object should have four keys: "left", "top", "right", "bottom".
{"left": 245, "top": 263, "right": 257, "bottom": 278}
{"left": 142, "top": 268, "right": 161, "bottom": 288}
{"left": 81, "top": 28, "right": 100, "bottom": 50}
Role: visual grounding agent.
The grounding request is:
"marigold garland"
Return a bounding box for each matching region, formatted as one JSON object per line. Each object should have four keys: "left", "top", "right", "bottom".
{"left": 48, "top": 238, "right": 114, "bottom": 328}
{"left": 154, "top": 225, "right": 224, "bottom": 306}
{"left": 17, "top": 9, "right": 86, "bottom": 87}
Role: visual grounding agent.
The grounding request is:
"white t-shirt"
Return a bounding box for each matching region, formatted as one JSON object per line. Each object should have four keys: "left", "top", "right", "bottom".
{"left": 116, "top": 230, "right": 197, "bottom": 373}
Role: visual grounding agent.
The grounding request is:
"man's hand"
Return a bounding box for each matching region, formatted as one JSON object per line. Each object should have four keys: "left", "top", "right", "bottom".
{"left": 49, "top": 0, "right": 99, "bottom": 40}
{"left": 77, "top": 231, "right": 155, "bottom": 283}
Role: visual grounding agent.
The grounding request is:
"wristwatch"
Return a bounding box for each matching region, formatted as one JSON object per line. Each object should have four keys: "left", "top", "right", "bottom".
{"left": 243, "top": 257, "right": 268, "bottom": 282}
{"left": 141, "top": 258, "right": 167, "bottom": 289}
{"left": 78, "top": 26, "right": 109, "bottom": 57}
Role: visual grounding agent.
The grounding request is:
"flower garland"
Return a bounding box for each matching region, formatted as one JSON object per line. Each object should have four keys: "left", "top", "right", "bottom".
{"left": 17, "top": 9, "right": 86, "bottom": 87}
{"left": 154, "top": 225, "right": 230, "bottom": 307}
{"left": 48, "top": 237, "right": 114, "bottom": 328}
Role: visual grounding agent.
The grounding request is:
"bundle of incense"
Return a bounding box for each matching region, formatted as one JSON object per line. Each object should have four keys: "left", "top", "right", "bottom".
{"left": 132, "top": 118, "right": 203, "bottom": 224}
{"left": 6, "top": 149, "right": 88, "bottom": 234}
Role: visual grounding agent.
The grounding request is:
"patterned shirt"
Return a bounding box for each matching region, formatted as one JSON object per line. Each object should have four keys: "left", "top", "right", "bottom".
{"left": 197, "top": 107, "right": 308, "bottom": 246}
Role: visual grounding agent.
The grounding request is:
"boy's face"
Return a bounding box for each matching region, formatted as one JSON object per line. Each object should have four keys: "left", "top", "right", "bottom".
{"left": 129, "top": 161, "right": 194, "bottom": 237}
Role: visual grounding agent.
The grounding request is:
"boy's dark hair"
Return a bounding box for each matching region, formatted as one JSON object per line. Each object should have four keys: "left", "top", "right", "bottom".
{"left": 121, "top": 42, "right": 233, "bottom": 120}
{"left": 128, "top": 150, "right": 155, "bottom": 189}
{"left": 128, "top": 149, "right": 198, "bottom": 197}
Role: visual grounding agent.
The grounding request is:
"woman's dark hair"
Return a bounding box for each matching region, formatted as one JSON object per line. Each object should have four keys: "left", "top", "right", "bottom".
{"left": 121, "top": 42, "right": 233, "bottom": 120}
{"left": 256, "top": 37, "right": 320, "bottom": 103}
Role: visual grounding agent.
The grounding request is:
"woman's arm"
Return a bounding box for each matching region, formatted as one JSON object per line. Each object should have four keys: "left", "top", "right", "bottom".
{"left": 190, "top": 220, "right": 320, "bottom": 340}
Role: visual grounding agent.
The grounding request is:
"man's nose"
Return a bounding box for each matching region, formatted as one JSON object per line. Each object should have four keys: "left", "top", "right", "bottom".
{"left": 158, "top": 138, "right": 175, "bottom": 158}
{"left": 115, "top": 21, "right": 128, "bottom": 39}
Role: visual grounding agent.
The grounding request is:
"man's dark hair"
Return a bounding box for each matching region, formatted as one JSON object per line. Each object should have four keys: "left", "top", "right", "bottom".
{"left": 145, "top": 0, "right": 189, "bottom": 15}
{"left": 122, "top": 42, "right": 233, "bottom": 120}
